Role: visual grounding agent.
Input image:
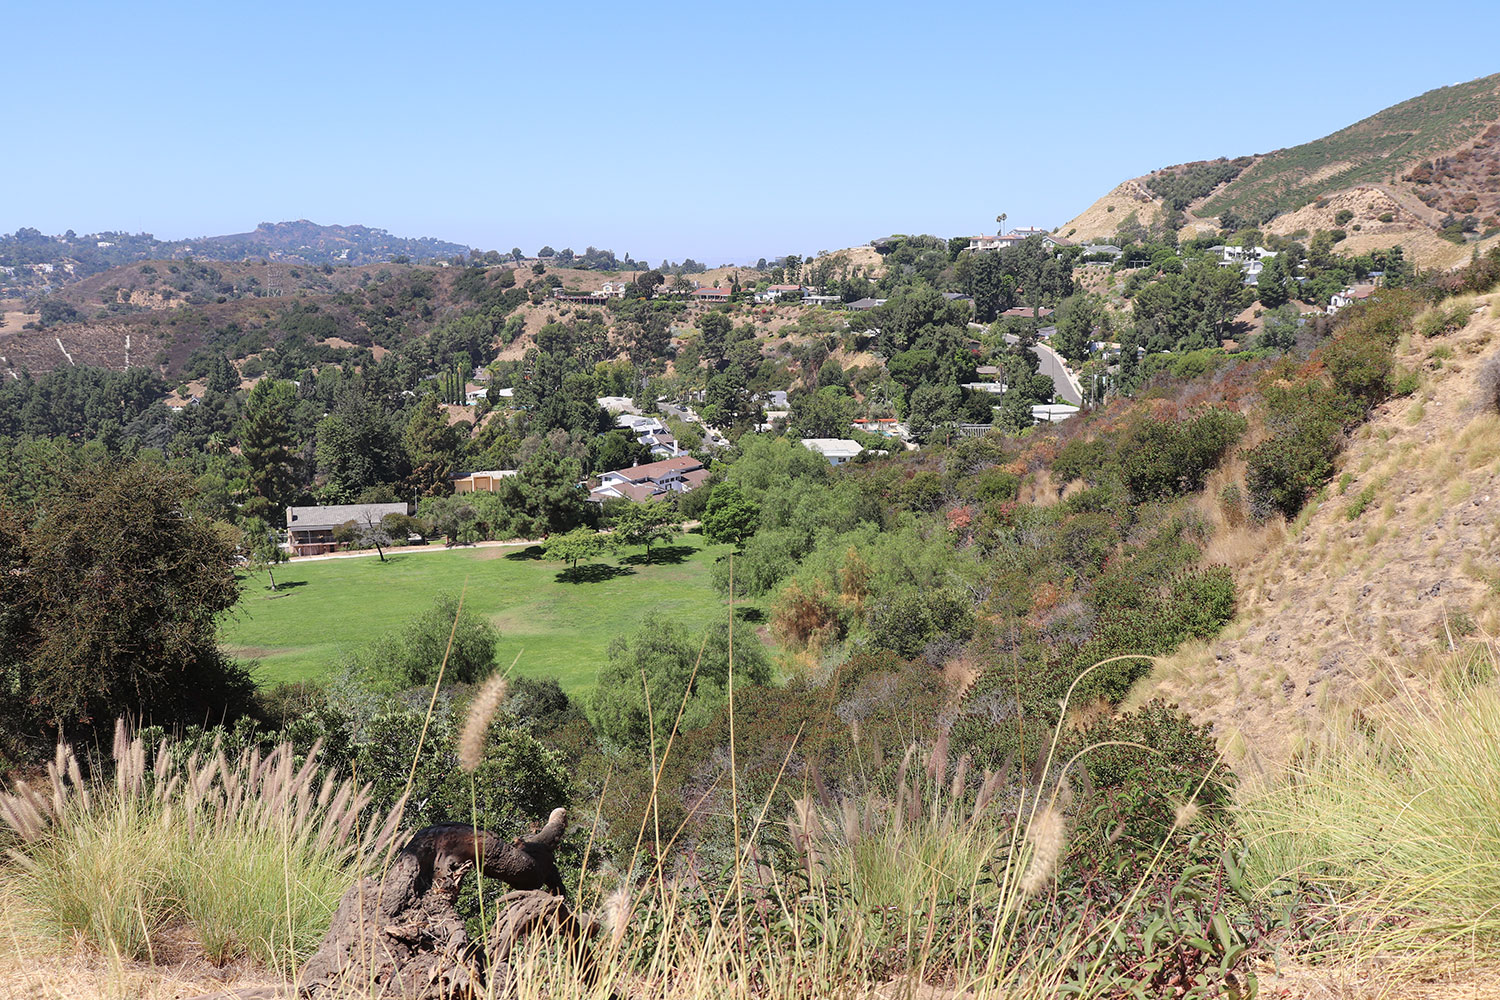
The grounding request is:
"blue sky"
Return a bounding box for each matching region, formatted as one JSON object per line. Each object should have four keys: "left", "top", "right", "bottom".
{"left": 4, "top": 1, "right": 1498, "bottom": 263}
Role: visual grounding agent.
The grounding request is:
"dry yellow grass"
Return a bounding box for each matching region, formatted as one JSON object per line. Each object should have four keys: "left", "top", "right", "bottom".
{"left": 1056, "top": 179, "right": 1163, "bottom": 243}
{"left": 1127, "top": 295, "right": 1500, "bottom": 767}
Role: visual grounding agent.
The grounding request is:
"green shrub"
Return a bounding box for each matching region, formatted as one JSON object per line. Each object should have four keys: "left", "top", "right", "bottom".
{"left": 1391, "top": 368, "right": 1420, "bottom": 397}
{"left": 1345, "top": 483, "right": 1377, "bottom": 520}
{"left": 1246, "top": 416, "right": 1342, "bottom": 519}
{"left": 1118, "top": 408, "right": 1248, "bottom": 501}
{"left": 347, "top": 592, "right": 499, "bottom": 691}
{"left": 1062, "top": 699, "right": 1233, "bottom": 858}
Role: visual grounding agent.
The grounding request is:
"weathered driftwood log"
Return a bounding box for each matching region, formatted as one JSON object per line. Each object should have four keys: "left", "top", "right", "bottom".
{"left": 294, "top": 807, "right": 577, "bottom": 1000}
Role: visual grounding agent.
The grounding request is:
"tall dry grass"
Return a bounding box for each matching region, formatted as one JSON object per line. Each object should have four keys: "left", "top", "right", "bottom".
{"left": 1239, "top": 642, "right": 1500, "bottom": 954}
{"left": 0, "top": 721, "right": 406, "bottom": 974}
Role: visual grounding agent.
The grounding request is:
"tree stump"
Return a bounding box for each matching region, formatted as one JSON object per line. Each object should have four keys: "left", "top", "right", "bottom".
{"left": 294, "top": 807, "right": 584, "bottom": 1000}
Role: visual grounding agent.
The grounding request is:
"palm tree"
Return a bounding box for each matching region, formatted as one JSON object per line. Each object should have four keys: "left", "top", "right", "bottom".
{"left": 996, "top": 212, "right": 1008, "bottom": 236}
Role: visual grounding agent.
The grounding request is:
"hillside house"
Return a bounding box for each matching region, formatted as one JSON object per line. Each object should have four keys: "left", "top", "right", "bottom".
{"left": 1328, "top": 285, "right": 1377, "bottom": 314}
{"left": 1001, "top": 306, "right": 1055, "bottom": 319}
{"left": 453, "top": 470, "right": 517, "bottom": 494}
{"left": 691, "top": 287, "right": 730, "bottom": 303}
{"left": 846, "top": 297, "right": 887, "bottom": 311}
{"left": 754, "top": 283, "right": 804, "bottom": 303}
{"left": 597, "top": 396, "right": 638, "bottom": 414}
{"left": 599, "top": 280, "right": 629, "bottom": 298}
{"left": 967, "top": 234, "right": 1024, "bottom": 252}
{"left": 285, "top": 502, "right": 409, "bottom": 556}
{"left": 590, "top": 455, "right": 707, "bottom": 503}
{"left": 800, "top": 438, "right": 864, "bottom": 465}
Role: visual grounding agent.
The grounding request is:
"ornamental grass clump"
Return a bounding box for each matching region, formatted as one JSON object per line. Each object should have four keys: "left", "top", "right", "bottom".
{"left": 1240, "top": 653, "right": 1500, "bottom": 950}
{"left": 0, "top": 720, "right": 406, "bottom": 973}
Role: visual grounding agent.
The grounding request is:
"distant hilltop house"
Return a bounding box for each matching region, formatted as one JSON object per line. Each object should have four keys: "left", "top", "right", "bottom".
{"left": 754, "top": 283, "right": 805, "bottom": 303}
{"left": 550, "top": 278, "right": 630, "bottom": 305}
{"left": 1001, "top": 305, "right": 1055, "bottom": 320}
{"left": 691, "top": 286, "right": 731, "bottom": 303}
{"left": 1328, "top": 284, "right": 1377, "bottom": 314}
{"left": 452, "top": 469, "right": 517, "bottom": 494}
{"left": 1080, "top": 244, "right": 1124, "bottom": 260}
{"left": 285, "top": 502, "right": 409, "bottom": 557}
{"left": 845, "top": 297, "right": 887, "bottom": 311}
{"left": 967, "top": 229, "right": 1071, "bottom": 252}
{"left": 800, "top": 438, "right": 864, "bottom": 465}
{"left": 590, "top": 455, "right": 708, "bottom": 503}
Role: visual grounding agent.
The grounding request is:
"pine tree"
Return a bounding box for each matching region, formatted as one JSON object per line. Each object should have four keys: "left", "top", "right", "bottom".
{"left": 238, "top": 378, "right": 298, "bottom": 518}
{"left": 404, "top": 393, "right": 460, "bottom": 497}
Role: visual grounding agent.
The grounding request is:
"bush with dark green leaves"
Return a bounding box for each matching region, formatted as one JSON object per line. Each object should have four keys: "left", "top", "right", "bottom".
{"left": 1117, "top": 408, "right": 1248, "bottom": 501}
{"left": 1062, "top": 699, "right": 1233, "bottom": 858}
{"left": 865, "top": 587, "right": 975, "bottom": 660}
{"left": 346, "top": 592, "right": 499, "bottom": 691}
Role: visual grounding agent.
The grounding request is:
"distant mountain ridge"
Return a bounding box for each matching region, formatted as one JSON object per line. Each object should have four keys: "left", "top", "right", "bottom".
{"left": 0, "top": 220, "right": 471, "bottom": 295}
{"left": 1060, "top": 72, "right": 1500, "bottom": 267}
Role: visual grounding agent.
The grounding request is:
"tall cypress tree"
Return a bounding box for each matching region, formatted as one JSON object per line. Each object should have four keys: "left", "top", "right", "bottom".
{"left": 239, "top": 377, "right": 298, "bottom": 518}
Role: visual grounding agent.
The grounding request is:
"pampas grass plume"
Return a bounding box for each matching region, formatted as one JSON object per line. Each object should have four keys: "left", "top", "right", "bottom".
{"left": 1020, "top": 805, "right": 1067, "bottom": 897}
{"left": 459, "top": 673, "right": 509, "bottom": 773}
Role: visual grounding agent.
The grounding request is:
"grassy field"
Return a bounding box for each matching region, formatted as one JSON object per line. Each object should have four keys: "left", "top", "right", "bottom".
{"left": 220, "top": 534, "right": 746, "bottom": 693}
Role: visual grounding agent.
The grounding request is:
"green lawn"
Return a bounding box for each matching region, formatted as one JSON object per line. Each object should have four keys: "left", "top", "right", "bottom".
{"left": 220, "top": 535, "right": 746, "bottom": 694}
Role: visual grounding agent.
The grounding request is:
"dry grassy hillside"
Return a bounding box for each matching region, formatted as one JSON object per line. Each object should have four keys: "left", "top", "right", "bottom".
{"left": 1129, "top": 294, "right": 1500, "bottom": 768}
{"left": 1057, "top": 179, "right": 1163, "bottom": 243}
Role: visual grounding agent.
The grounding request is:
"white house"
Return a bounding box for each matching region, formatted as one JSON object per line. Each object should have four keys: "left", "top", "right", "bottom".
{"left": 597, "top": 396, "right": 639, "bottom": 414}
{"left": 800, "top": 438, "right": 864, "bottom": 465}
{"left": 591, "top": 456, "right": 708, "bottom": 503}
{"left": 1327, "top": 285, "right": 1377, "bottom": 314}
{"left": 599, "top": 280, "right": 629, "bottom": 298}
{"left": 1031, "top": 403, "right": 1080, "bottom": 424}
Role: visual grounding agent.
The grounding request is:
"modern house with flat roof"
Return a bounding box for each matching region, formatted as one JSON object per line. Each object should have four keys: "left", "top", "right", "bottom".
{"left": 800, "top": 438, "right": 864, "bottom": 465}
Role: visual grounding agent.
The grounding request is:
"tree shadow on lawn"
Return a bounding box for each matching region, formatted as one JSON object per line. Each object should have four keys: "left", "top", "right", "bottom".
{"left": 620, "top": 545, "right": 696, "bottom": 567}
{"left": 555, "top": 563, "right": 637, "bottom": 584}
{"left": 505, "top": 545, "right": 546, "bottom": 561}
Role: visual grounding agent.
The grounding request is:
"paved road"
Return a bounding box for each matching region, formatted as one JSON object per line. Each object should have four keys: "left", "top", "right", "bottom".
{"left": 980, "top": 325, "right": 1085, "bottom": 407}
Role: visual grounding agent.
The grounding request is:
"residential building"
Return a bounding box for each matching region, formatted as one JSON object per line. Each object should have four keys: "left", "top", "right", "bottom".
{"left": 597, "top": 396, "right": 638, "bottom": 414}
{"left": 1031, "top": 403, "right": 1080, "bottom": 424}
{"left": 1327, "top": 285, "right": 1377, "bottom": 314}
{"left": 691, "top": 287, "right": 730, "bottom": 303}
{"left": 754, "top": 283, "right": 804, "bottom": 303}
{"left": 967, "top": 234, "right": 1024, "bottom": 252}
{"left": 590, "top": 455, "right": 707, "bottom": 503}
{"left": 599, "top": 280, "right": 629, "bottom": 298}
{"left": 1081, "top": 244, "right": 1124, "bottom": 260}
{"left": 453, "top": 469, "right": 518, "bottom": 494}
{"left": 800, "top": 438, "right": 864, "bottom": 465}
{"left": 846, "top": 296, "right": 887, "bottom": 311}
{"left": 1001, "top": 306, "right": 1055, "bottom": 319}
{"left": 284, "top": 502, "right": 409, "bottom": 556}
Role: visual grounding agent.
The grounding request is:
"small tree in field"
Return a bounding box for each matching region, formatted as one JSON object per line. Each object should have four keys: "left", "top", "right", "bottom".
{"left": 612, "top": 500, "right": 681, "bottom": 563}
{"left": 543, "top": 527, "right": 608, "bottom": 574}
{"left": 240, "top": 517, "right": 288, "bottom": 591}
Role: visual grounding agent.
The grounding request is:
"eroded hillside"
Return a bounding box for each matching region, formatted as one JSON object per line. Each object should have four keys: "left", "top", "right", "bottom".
{"left": 1129, "top": 294, "right": 1500, "bottom": 767}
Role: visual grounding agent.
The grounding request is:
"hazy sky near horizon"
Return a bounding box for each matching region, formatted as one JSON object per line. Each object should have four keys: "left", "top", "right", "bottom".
{"left": 4, "top": 1, "right": 1498, "bottom": 263}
